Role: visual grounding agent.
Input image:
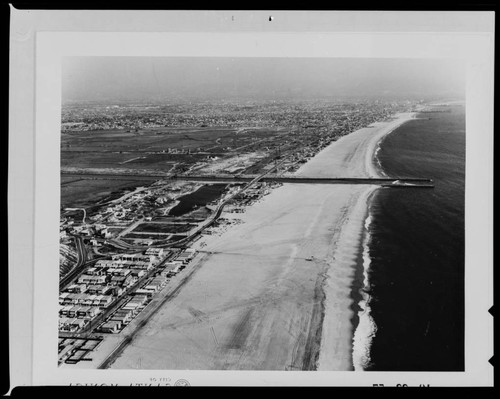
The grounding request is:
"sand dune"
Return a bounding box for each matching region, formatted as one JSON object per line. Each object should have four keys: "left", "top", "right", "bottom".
{"left": 108, "top": 113, "right": 415, "bottom": 371}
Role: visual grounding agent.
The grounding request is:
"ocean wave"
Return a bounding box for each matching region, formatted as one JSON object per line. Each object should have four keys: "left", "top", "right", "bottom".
{"left": 373, "top": 142, "right": 387, "bottom": 177}
{"left": 352, "top": 207, "right": 378, "bottom": 371}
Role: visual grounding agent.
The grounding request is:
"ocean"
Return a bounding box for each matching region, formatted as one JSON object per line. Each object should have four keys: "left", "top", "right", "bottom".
{"left": 360, "top": 103, "right": 465, "bottom": 371}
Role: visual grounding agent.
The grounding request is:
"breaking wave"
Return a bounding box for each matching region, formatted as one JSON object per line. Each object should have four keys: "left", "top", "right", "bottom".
{"left": 352, "top": 209, "right": 378, "bottom": 371}
{"left": 373, "top": 141, "right": 387, "bottom": 177}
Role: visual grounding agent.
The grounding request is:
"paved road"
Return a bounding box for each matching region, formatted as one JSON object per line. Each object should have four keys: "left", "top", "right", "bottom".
{"left": 75, "top": 236, "right": 87, "bottom": 266}
{"left": 60, "top": 235, "right": 112, "bottom": 291}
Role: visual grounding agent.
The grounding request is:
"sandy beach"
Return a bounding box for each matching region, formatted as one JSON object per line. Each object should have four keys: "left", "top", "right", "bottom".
{"left": 107, "top": 113, "right": 415, "bottom": 371}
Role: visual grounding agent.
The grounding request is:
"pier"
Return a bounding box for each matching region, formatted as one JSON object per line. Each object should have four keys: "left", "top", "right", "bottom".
{"left": 62, "top": 171, "right": 434, "bottom": 188}
{"left": 171, "top": 175, "right": 435, "bottom": 188}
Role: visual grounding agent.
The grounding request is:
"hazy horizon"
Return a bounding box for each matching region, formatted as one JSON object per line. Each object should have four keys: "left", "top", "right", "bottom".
{"left": 62, "top": 57, "right": 465, "bottom": 103}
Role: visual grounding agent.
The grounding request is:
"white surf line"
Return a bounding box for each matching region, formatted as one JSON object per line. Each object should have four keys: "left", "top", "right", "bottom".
{"left": 352, "top": 112, "right": 416, "bottom": 371}
{"left": 352, "top": 197, "right": 377, "bottom": 371}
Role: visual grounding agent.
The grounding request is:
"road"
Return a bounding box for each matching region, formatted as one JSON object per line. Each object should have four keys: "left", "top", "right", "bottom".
{"left": 59, "top": 235, "right": 95, "bottom": 290}
{"left": 75, "top": 236, "right": 87, "bottom": 266}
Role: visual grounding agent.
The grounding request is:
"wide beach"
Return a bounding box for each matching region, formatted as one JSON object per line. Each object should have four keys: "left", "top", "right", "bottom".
{"left": 107, "top": 112, "right": 415, "bottom": 370}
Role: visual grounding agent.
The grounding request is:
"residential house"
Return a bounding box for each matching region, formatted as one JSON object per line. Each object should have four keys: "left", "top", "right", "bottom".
{"left": 66, "top": 283, "right": 87, "bottom": 294}
{"left": 100, "top": 320, "right": 122, "bottom": 334}
{"left": 77, "top": 274, "right": 107, "bottom": 285}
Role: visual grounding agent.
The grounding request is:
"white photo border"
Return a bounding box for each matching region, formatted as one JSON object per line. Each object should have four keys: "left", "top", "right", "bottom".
{"left": 9, "top": 10, "right": 494, "bottom": 388}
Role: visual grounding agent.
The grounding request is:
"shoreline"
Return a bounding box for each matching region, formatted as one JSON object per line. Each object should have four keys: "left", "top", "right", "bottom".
{"left": 350, "top": 188, "right": 378, "bottom": 370}
{"left": 335, "top": 113, "right": 417, "bottom": 371}
{"left": 100, "top": 112, "right": 416, "bottom": 371}
{"left": 351, "top": 103, "right": 466, "bottom": 371}
{"left": 295, "top": 112, "right": 416, "bottom": 370}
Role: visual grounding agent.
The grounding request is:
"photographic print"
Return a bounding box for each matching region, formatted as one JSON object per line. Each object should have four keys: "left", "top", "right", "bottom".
{"left": 58, "top": 56, "right": 465, "bottom": 371}
{"left": 8, "top": 10, "right": 494, "bottom": 388}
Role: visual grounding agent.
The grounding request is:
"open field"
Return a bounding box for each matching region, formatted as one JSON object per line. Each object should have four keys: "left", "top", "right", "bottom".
{"left": 61, "top": 151, "right": 201, "bottom": 171}
{"left": 60, "top": 126, "right": 287, "bottom": 207}
{"left": 61, "top": 126, "right": 285, "bottom": 165}
{"left": 61, "top": 178, "right": 144, "bottom": 209}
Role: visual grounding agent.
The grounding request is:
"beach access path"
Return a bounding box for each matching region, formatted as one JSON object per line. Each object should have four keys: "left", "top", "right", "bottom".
{"left": 106, "top": 113, "right": 415, "bottom": 371}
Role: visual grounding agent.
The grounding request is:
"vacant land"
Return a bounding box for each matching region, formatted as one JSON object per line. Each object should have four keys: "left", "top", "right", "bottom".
{"left": 61, "top": 126, "right": 284, "bottom": 167}
{"left": 60, "top": 126, "right": 286, "bottom": 208}
{"left": 61, "top": 178, "right": 142, "bottom": 209}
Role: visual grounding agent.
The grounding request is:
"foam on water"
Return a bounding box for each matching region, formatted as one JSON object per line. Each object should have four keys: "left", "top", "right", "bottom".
{"left": 373, "top": 144, "right": 386, "bottom": 177}
{"left": 352, "top": 208, "right": 377, "bottom": 371}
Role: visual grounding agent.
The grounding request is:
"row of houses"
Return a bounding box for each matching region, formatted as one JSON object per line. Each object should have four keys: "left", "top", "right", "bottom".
{"left": 99, "top": 293, "right": 150, "bottom": 334}
{"left": 109, "top": 308, "right": 134, "bottom": 325}
{"left": 98, "top": 270, "right": 172, "bottom": 334}
{"left": 159, "top": 249, "right": 197, "bottom": 278}
{"left": 94, "top": 259, "right": 153, "bottom": 270}
{"left": 98, "top": 276, "right": 171, "bottom": 334}
{"left": 145, "top": 247, "right": 166, "bottom": 257}
{"left": 76, "top": 274, "right": 107, "bottom": 285}
{"left": 111, "top": 251, "right": 166, "bottom": 263}
{"left": 123, "top": 294, "right": 149, "bottom": 311}
{"left": 162, "top": 262, "right": 185, "bottom": 277}
{"left": 59, "top": 304, "right": 102, "bottom": 319}
{"left": 59, "top": 247, "right": 194, "bottom": 334}
{"left": 99, "top": 320, "right": 123, "bottom": 334}
{"left": 59, "top": 249, "right": 168, "bottom": 333}
{"left": 59, "top": 317, "right": 87, "bottom": 332}
{"left": 59, "top": 292, "right": 114, "bottom": 308}
{"left": 142, "top": 275, "right": 169, "bottom": 293}
{"left": 84, "top": 266, "right": 147, "bottom": 278}
{"left": 76, "top": 273, "right": 135, "bottom": 289}
{"left": 175, "top": 248, "right": 196, "bottom": 264}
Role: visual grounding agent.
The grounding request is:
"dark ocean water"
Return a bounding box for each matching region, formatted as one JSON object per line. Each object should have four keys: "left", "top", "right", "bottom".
{"left": 365, "top": 104, "right": 465, "bottom": 371}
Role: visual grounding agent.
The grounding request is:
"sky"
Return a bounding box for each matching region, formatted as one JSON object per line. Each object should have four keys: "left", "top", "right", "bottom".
{"left": 62, "top": 57, "right": 465, "bottom": 102}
